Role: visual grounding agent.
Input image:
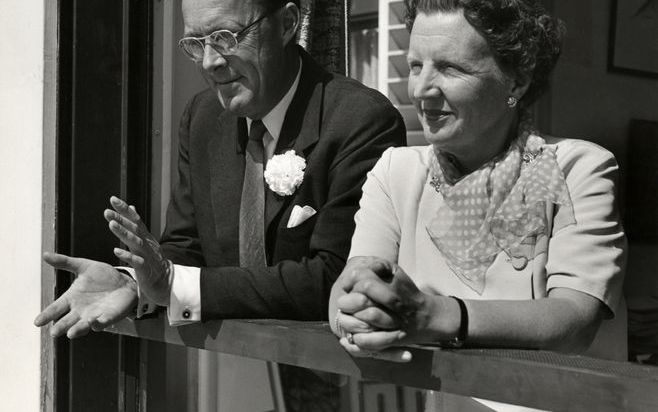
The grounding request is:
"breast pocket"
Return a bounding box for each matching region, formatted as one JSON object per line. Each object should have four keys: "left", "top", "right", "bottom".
{"left": 275, "top": 214, "right": 319, "bottom": 261}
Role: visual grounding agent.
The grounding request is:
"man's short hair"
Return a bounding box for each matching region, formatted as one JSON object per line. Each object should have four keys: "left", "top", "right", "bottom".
{"left": 258, "top": 0, "right": 301, "bottom": 13}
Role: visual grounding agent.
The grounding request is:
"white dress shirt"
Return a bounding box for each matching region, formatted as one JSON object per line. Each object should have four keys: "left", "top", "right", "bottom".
{"left": 134, "top": 61, "right": 303, "bottom": 325}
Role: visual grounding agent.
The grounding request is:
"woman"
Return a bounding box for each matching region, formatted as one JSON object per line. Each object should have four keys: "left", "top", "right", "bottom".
{"left": 330, "top": 0, "right": 626, "bottom": 369}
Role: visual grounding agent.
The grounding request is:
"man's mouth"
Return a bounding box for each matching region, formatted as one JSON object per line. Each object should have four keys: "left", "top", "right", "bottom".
{"left": 215, "top": 76, "right": 242, "bottom": 85}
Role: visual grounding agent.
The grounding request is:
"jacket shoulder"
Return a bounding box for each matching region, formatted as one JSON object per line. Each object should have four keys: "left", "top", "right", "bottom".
{"left": 323, "top": 74, "right": 399, "bottom": 115}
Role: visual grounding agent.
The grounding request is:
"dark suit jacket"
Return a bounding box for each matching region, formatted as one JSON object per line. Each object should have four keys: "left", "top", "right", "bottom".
{"left": 159, "top": 49, "right": 406, "bottom": 320}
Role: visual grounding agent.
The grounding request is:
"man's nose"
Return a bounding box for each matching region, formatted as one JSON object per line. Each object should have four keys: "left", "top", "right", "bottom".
{"left": 202, "top": 44, "right": 228, "bottom": 71}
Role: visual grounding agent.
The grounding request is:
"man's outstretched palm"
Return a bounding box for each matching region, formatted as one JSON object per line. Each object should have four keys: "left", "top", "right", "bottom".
{"left": 34, "top": 252, "right": 138, "bottom": 338}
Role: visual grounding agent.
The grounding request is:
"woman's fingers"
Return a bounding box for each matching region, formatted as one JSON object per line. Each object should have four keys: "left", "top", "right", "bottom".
{"left": 341, "top": 258, "right": 395, "bottom": 291}
{"left": 351, "top": 278, "right": 401, "bottom": 311}
{"left": 352, "top": 306, "right": 399, "bottom": 330}
{"left": 337, "top": 292, "right": 375, "bottom": 313}
{"left": 338, "top": 291, "right": 400, "bottom": 330}
{"left": 339, "top": 337, "right": 412, "bottom": 363}
{"left": 352, "top": 330, "right": 407, "bottom": 351}
{"left": 337, "top": 311, "right": 376, "bottom": 334}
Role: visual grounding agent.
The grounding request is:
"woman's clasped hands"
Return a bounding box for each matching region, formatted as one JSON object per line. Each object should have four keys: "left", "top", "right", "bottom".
{"left": 330, "top": 257, "right": 462, "bottom": 363}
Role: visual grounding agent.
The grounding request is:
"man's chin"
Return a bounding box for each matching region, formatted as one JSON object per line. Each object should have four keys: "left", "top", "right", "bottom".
{"left": 216, "top": 93, "right": 255, "bottom": 118}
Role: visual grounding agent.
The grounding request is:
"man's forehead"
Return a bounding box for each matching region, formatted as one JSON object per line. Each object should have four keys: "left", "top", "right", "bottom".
{"left": 182, "top": 0, "right": 260, "bottom": 34}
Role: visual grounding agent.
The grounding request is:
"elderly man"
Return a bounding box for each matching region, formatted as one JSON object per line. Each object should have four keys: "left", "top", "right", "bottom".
{"left": 36, "top": 0, "right": 405, "bottom": 410}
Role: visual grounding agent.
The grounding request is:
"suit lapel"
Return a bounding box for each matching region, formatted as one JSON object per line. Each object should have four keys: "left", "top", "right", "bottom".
{"left": 210, "top": 111, "right": 247, "bottom": 238}
{"left": 265, "top": 50, "right": 326, "bottom": 231}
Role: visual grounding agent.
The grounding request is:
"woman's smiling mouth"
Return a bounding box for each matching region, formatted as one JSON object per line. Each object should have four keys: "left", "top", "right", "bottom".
{"left": 422, "top": 109, "right": 451, "bottom": 123}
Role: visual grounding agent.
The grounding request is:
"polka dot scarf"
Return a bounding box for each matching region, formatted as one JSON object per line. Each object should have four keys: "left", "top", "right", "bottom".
{"left": 426, "top": 115, "right": 575, "bottom": 294}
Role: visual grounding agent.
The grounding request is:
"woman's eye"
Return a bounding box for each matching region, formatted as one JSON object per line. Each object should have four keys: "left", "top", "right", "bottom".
{"left": 408, "top": 63, "right": 422, "bottom": 75}
{"left": 440, "top": 63, "right": 467, "bottom": 75}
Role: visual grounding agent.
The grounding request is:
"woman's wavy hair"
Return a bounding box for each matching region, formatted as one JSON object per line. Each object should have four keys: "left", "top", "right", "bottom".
{"left": 404, "top": 0, "right": 565, "bottom": 106}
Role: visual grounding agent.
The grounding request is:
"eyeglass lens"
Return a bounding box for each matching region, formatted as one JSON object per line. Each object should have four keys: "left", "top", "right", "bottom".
{"left": 180, "top": 30, "right": 238, "bottom": 60}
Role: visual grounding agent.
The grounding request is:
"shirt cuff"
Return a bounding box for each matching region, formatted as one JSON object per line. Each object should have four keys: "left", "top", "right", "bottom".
{"left": 116, "top": 266, "right": 157, "bottom": 318}
{"left": 167, "top": 264, "right": 201, "bottom": 326}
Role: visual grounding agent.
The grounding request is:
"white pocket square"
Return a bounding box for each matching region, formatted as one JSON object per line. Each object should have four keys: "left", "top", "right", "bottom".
{"left": 287, "top": 205, "right": 317, "bottom": 228}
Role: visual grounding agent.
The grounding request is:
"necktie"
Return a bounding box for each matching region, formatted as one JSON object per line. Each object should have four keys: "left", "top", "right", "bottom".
{"left": 239, "top": 119, "right": 268, "bottom": 267}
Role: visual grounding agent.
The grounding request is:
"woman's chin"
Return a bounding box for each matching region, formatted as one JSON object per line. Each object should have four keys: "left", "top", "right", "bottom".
{"left": 423, "top": 129, "right": 455, "bottom": 148}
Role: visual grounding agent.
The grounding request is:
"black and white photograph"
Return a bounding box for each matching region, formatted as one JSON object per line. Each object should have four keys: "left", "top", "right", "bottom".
{"left": 1, "top": 1, "right": 657, "bottom": 411}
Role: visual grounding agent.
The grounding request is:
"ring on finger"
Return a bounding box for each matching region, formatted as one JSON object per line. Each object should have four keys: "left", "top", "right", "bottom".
{"left": 335, "top": 309, "right": 344, "bottom": 337}
{"left": 346, "top": 332, "right": 355, "bottom": 345}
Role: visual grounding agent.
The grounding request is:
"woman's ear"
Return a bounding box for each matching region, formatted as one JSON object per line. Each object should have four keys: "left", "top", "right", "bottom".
{"left": 509, "top": 73, "right": 531, "bottom": 102}
{"left": 280, "top": 2, "right": 300, "bottom": 47}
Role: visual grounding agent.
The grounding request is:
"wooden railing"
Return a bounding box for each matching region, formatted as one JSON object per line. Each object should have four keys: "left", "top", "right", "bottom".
{"left": 107, "top": 315, "right": 658, "bottom": 411}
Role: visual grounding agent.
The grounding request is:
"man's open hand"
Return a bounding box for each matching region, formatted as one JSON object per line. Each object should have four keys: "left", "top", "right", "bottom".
{"left": 34, "top": 252, "right": 138, "bottom": 338}
{"left": 104, "top": 196, "right": 172, "bottom": 306}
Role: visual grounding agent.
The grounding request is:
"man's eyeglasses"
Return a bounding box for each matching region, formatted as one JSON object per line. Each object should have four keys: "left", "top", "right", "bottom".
{"left": 178, "top": 13, "right": 270, "bottom": 61}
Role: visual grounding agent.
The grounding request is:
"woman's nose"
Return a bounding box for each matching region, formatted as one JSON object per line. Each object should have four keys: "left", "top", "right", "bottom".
{"left": 202, "top": 44, "right": 228, "bottom": 71}
{"left": 410, "top": 67, "right": 441, "bottom": 101}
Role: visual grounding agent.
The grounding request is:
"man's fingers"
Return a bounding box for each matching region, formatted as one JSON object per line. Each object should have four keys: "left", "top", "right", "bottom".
{"left": 339, "top": 338, "right": 412, "bottom": 363}
{"left": 109, "top": 197, "right": 154, "bottom": 242}
{"left": 42, "top": 252, "right": 82, "bottom": 273}
{"left": 109, "top": 220, "right": 144, "bottom": 252}
{"left": 90, "top": 313, "right": 114, "bottom": 332}
{"left": 104, "top": 209, "right": 139, "bottom": 234}
{"left": 113, "top": 248, "right": 145, "bottom": 268}
{"left": 352, "top": 330, "right": 406, "bottom": 351}
{"left": 67, "top": 319, "right": 92, "bottom": 339}
{"left": 50, "top": 311, "right": 80, "bottom": 338}
{"left": 110, "top": 196, "right": 143, "bottom": 224}
{"left": 34, "top": 297, "right": 70, "bottom": 326}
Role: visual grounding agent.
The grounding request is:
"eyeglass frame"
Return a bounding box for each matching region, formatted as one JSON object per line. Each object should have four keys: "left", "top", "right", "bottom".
{"left": 178, "top": 11, "right": 273, "bottom": 62}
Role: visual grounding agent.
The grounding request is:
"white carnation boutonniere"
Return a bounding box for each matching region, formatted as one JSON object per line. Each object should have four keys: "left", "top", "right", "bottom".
{"left": 264, "top": 150, "right": 306, "bottom": 196}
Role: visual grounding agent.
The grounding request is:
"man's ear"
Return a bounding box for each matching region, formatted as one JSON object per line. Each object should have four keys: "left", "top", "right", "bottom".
{"left": 280, "top": 2, "right": 300, "bottom": 47}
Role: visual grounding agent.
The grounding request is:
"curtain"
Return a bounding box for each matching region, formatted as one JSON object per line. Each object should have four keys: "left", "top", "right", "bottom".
{"left": 298, "top": 0, "right": 349, "bottom": 75}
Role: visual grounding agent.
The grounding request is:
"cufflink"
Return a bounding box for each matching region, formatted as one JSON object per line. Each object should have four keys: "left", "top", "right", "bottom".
{"left": 182, "top": 309, "right": 191, "bottom": 319}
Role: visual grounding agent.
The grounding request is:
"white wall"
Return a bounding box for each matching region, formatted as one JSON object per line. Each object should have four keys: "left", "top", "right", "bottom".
{"left": 550, "top": 0, "right": 658, "bottom": 297}
{"left": 0, "top": 2, "right": 45, "bottom": 412}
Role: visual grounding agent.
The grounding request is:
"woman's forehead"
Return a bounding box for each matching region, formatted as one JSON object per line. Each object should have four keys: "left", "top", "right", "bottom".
{"left": 409, "top": 11, "right": 491, "bottom": 60}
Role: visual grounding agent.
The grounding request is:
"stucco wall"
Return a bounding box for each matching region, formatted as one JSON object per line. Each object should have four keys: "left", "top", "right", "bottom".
{"left": 0, "top": 2, "right": 45, "bottom": 412}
